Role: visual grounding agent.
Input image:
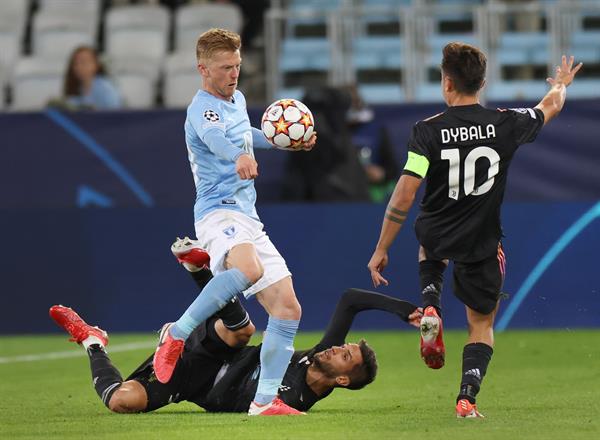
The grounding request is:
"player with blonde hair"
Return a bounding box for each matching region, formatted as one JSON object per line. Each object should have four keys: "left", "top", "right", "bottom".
{"left": 152, "top": 29, "right": 316, "bottom": 416}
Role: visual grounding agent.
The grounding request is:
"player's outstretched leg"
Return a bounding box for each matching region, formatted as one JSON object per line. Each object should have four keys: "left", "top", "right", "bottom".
{"left": 420, "top": 306, "right": 445, "bottom": 369}
{"left": 50, "top": 305, "right": 108, "bottom": 347}
{"left": 49, "top": 305, "right": 124, "bottom": 409}
{"left": 154, "top": 242, "right": 254, "bottom": 383}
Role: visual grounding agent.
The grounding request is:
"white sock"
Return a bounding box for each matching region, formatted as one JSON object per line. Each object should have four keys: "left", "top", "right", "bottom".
{"left": 82, "top": 335, "right": 105, "bottom": 351}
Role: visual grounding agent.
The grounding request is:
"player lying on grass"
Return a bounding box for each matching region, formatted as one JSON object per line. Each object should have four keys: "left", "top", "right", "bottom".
{"left": 50, "top": 239, "right": 422, "bottom": 414}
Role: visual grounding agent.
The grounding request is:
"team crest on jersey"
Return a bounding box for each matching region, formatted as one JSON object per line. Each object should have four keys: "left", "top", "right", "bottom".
{"left": 203, "top": 109, "right": 220, "bottom": 122}
{"left": 223, "top": 225, "right": 236, "bottom": 237}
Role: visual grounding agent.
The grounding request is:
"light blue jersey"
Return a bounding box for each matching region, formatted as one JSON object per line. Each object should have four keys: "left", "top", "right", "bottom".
{"left": 185, "top": 89, "right": 272, "bottom": 222}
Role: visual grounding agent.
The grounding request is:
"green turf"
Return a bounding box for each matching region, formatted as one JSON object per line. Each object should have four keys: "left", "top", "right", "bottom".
{"left": 1, "top": 330, "right": 599, "bottom": 440}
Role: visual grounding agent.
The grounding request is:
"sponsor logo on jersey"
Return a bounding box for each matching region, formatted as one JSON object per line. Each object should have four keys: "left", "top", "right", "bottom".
{"left": 203, "top": 109, "right": 221, "bottom": 122}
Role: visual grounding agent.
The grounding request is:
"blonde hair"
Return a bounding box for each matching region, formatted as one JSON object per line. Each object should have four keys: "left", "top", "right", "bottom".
{"left": 196, "top": 28, "right": 241, "bottom": 62}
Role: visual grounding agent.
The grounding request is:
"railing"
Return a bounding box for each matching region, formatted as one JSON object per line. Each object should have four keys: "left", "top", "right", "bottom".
{"left": 265, "top": 0, "right": 600, "bottom": 103}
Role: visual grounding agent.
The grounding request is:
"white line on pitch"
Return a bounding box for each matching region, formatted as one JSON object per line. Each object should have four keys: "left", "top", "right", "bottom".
{"left": 0, "top": 341, "right": 156, "bottom": 364}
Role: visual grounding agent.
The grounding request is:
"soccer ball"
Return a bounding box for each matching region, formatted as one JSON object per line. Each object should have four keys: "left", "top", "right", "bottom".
{"left": 261, "top": 98, "right": 315, "bottom": 150}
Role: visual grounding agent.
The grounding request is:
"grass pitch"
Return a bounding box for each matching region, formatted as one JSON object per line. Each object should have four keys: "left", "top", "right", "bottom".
{"left": 1, "top": 330, "right": 599, "bottom": 440}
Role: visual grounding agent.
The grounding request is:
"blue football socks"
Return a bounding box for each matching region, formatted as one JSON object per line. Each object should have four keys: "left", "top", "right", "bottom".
{"left": 253, "top": 317, "right": 300, "bottom": 405}
{"left": 170, "top": 268, "right": 251, "bottom": 340}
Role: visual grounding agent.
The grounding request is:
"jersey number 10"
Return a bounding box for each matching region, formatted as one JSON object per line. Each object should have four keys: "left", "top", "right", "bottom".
{"left": 441, "top": 146, "right": 500, "bottom": 200}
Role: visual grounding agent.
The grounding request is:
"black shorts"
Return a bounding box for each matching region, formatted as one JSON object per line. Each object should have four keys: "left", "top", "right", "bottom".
{"left": 452, "top": 244, "right": 506, "bottom": 315}
{"left": 125, "top": 318, "right": 238, "bottom": 412}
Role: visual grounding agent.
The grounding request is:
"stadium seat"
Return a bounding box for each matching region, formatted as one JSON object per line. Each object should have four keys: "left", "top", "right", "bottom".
{"left": 275, "top": 87, "right": 305, "bottom": 101}
{"left": 280, "top": 38, "right": 331, "bottom": 72}
{"left": 358, "top": 84, "right": 405, "bottom": 104}
{"left": 568, "top": 31, "right": 600, "bottom": 63}
{"left": 11, "top": 57, "right": 65, "bottom": 111}
{"left": 415, "top": 83, "right": 444, "bottom": 103}
{"left": 175, "top": 3, "right": 243, "bottom": 52}
{"left": 564, "top": 79, "right": 600, "bottom": 99}
{"left": 0, "top": 30, "right": 20, "bottom": 87}
{"left": 38, "top": 0, "right": 100, "bottom": 17}
{"left": 111, "top": 74, "right": 154, "bottom": 110}
{"left": 362, "top": 0, "right": 411, "bottom": 5}
{"left": 428, "top": 33, "right": 479, "bottom": 52}
{"left": 285, "top": 0, "right": 342, "bottom": 38}
{"left": 105, "top": 5, "right": 170, "bottom": 63}
{"left": 0, "top": 0, "right": 29, "bottom": 39}
{"left": 352, "top": 36, "right": 404, "bottom": 70}
{"left": 108, "top": 58, "right": 159, "bottom": 109}
{"left": 486, "top": 80, "right": 548, "bottom": 101}
{"left": 31, "top": 12, "right": 95, "bottom": 63}
{"left": 288, "top": 0, "right": 343, "bottom": 13}
{"left": 496, "top": 32, "right": 550, "bottom": 66}
{"left": 163, "top": 52, "right": 201, "bottom": 109}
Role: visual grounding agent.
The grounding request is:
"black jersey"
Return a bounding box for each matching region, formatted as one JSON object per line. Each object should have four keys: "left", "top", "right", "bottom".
{"left": 192, "top": 344, "right": 328, "bottom": 412}
{"left": 404, "top": 104, "right": 544, "bottom": 262}
{"left": 187, "top": 289, "right": 417, "bottom": 413}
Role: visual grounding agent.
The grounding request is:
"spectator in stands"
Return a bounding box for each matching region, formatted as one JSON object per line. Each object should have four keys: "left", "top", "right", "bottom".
{"left": 282, "top": 86, "right": 370, "bottom": 202}
{"left": 62, "top": 46, "right": 122, "bottom": 110}
{"left": 346, "top": 85, "right": 399, "bottom": 203}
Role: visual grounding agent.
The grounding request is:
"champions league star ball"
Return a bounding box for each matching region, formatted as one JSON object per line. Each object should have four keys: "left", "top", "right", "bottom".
{"left": 261, "top": 98, "right": 315, "bottom": 150}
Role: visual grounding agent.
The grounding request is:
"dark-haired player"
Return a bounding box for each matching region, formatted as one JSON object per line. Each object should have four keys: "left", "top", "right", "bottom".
{"left": 367, "top": 43, "right": 582, "bottom": 418}
{"left": 50, "top": 240, "right": 422, "bottom": 415}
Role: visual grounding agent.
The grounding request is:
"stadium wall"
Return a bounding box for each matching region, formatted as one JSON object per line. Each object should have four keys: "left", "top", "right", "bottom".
{"left": 1, "top": 102, "right": 599, "bottom": 334}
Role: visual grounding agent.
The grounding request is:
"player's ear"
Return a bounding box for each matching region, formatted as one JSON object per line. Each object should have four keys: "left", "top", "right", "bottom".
{"left": 335, "top": 375, "right": 350, "bottom": 387}
{"left": 444, "top": 75, "right": 453, "bottom": 93}
{"left": 197, "top": 62, "right": 208, "bottom": 76}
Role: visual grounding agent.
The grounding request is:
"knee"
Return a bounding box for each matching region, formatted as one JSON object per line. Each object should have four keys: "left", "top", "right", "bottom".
{"left": 275, "top": 296, "right": 302, "bottom": 321}
{"left": 107, "top": 384, "right": 147, "bottom": 414}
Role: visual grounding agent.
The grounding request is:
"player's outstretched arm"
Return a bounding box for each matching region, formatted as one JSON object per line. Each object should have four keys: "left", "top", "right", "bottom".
{"left": 368, "top": 174, "right": 422, "bottom": 287}
{"left": 318, "top": 288, "right": 421, "bottom": 348}
{"left": 535, "top": 55, "right": 583, "bottom": 125}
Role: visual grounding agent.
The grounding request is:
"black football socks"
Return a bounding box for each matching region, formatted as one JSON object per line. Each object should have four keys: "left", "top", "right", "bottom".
{"left": 87, "top": 345, "right": 123, "bottom": 408}
{"left": 419, "top": 260, "right": 446, "bottom": 317}
{"left": 190, "top": 268, "right": 214, "bottom": 291}
{"left": 457, "top": 342, "right": 493, "bottom": 404}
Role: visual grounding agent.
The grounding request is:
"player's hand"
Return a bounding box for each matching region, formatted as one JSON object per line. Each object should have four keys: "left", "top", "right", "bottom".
{"left": 235, "top": 154, "right": 258, "bottom": 180}
{"left": 299, "top": 132, "right": 317, "bottom": 151}
{"left": 367, "top": 248, "right": 389, "bottom": 287}
{"left": 407, "top": 307, "right": 424, "bottom": 329}
{"left": 547, "top": 55, "right": 582, "bottom": 88}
